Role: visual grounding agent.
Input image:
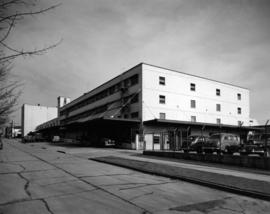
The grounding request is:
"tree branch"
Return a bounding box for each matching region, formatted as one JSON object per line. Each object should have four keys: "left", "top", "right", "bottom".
{"left": 0, "top": 3, "right": 61, "bottom": 23}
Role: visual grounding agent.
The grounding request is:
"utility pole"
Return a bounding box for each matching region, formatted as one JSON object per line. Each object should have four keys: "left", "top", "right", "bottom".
{"left": 264, "top": 120, "right": 269, "bottom": 157}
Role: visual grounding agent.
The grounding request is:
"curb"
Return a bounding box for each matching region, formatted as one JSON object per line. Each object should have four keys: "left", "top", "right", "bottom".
{"left": 91, "top": 156, "right": 270, "bottom": 201}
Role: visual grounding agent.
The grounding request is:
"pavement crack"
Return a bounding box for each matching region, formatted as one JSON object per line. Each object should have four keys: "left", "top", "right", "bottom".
{"left": 0, "top": 199, "right": 32, "bottom": 207}
{"left": 11, "top": 147, "right": 153, "bottom": 213}
{"left": 1, "top": 162, "right": 26, "bottom": 172}
{"left": 17, "top": 172, "right": 32, "bottom": 198}
{"left": 40, "top": 199, "right": 54, "bottom": 214}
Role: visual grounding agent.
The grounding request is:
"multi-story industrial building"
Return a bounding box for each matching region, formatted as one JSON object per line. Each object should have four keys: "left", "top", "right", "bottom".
{"left": 38, "top": 63, "right": 256, "bottom": 149}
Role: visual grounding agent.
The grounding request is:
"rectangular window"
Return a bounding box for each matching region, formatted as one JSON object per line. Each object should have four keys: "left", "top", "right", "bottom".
{"left": 237, "top": 93, "right": 241, "bottom": 100}
{"left": 159, "top": 113, "right": 166, "bottom": 119}
{"left": 131, "top": 112, "right": 139, "bottom": 118}
{"left": 159, "top": 95, "right": 166, "bottom": 104}
{"left": 216, "top": 89, "right": 220, "bottom": 96}
{"left": 153, "top": 135, "right": 160, "bottom": 144}
{"left": 216, "top": 104, "right": 221, "bottom": 112}
{"left": 237, "top": 107, "right": 242, "bottom": 114}
{"left": 191, "top": 116, "right": 196, "bottom": 122}
{"left": 190, "top": 100, "right": 196, "bottom": 108}
{"left": 159, "top": 76, "right": 165, "bottom": 85}
{"left": 124, "top": 79, "right": 130, "bottom": 88}
{"left": 190, "top": 83, "right": 196, "bottom": 91}
{"left": 216, "top": 118, "right": 221, "bottom": 124}
{"left": 130, "top": 74, "right": 139, "bottom": 86}
{"left": 130, "top": 94, "right": 139, "bottom": 104}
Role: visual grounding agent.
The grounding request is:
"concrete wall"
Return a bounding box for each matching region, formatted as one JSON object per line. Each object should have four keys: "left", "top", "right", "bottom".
{"left": 21, "top": 104, "right": 57, "bottom": 136}
{"left": 143, "top": 150, "right": 270, "bottom": 170}
{"left": 142, "top": 64, "right": 250, "bottom": 126}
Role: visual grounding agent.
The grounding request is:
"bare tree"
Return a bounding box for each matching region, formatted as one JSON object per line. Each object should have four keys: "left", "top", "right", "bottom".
{"left": 0, "top": 0, "right": 61, "bottom": 127}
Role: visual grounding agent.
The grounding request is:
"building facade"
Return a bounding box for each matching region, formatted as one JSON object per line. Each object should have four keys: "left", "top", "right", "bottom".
{"left": 142, "top": 64, "right": 250, "bottom": 126}
{"left": 38, "top": 63, "right": 255, "bottom": 149}
{"left": 21, "top": 104, "right": 57, "bottom": 137}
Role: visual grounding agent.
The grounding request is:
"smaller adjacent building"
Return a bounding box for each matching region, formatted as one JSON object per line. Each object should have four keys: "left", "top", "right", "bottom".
{"left": 21, "top": 104, "right": 57, "bottom": 137}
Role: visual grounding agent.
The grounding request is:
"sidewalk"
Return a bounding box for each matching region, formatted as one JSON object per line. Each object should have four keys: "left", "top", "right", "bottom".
{"left": 92, "top": 155, "right": 270, "bottom": 201}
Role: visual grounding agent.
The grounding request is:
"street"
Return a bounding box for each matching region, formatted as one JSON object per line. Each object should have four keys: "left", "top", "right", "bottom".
{"left": 1, "top": 139, "right": 270, "bottom": 214}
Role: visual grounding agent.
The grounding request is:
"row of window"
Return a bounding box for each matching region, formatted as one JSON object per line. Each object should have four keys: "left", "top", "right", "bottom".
{"left": 158, "top": 76, "right": 242, "bottom": 100}
{"left": 61, "top": 93, "right": 139, "bottom": 123}
{"left": 159, "top": 112, "right": 243, "bottom": 126}
{"left": 60, "top": 74, "right": 139, "bottom": 116}
{"left": 159, "top": 95, "right": 242, "bottom": 114}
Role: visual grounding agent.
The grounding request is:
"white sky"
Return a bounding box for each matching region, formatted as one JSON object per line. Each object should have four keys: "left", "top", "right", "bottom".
{"left": 9, "top": 0, "right": 270, "bottom": 125}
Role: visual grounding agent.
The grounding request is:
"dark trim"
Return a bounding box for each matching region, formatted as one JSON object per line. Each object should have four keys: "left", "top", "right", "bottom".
{"left": 143, "top": 119, "right": 262, "bottom": 130}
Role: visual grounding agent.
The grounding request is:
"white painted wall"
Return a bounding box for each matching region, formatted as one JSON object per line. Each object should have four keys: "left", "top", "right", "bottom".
{"left": 142, "top": 64, "right": 250, "bottom": 126}
{"left": 22, "top": 104, "right": 57, "bottom": 136}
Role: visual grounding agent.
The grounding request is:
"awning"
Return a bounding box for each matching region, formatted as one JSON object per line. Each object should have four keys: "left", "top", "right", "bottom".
{"left": 143, "top": 119, "right": 263, "bottom": 131}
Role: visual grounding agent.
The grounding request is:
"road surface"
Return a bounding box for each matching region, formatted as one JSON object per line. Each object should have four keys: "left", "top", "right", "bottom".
{"left": 1, "top": 139, "right": 270, "bottom": 214}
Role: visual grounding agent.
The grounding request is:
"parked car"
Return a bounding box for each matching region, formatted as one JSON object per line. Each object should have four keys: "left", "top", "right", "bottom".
{"left": 182, "top": 135, "right": 209, "bottom": 153}
{"left": 240, "top": 133, "right": 270, "bottom": 156}
{"left": 203, "top": 133, "right": 240, "bottom": 154}
{"left": 100, "top": 138, "right": 115, "bottom": 147}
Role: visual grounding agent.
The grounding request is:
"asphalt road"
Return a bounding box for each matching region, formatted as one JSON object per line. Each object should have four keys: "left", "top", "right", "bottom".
{"left": 1, "top": 139, "right": 270, "bottom": 214}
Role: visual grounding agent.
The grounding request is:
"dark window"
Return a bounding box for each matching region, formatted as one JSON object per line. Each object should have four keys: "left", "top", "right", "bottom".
{"left": 124, "top": 114, "right": 129, "bottom": 119}
{"left": 191, "top": 116, "right": 196, "bottom": 122}
{"left": 237, "top": 107, "right": 242, "bottom": 114}
{"left": 109, "top": 86, "right": 115, "bottom": 95}
{"left": 159, "top": 113, "right": 166, "bottom": 119}
{"left": 216, "top": 118, "right": 221, "bottom": 124}
{"left": 131, "top": 112, "right": 139, "bottom": 118}
{"left": 190, "top": 83, "right": 196, "bottom": 91}
{"left": 124, "top": 79, "right": 130, "bottom": 88}
{"left": 130, "top": 94, "right": 139, "bottom": 104}
{"left": 153, "top": 135, "right": 160, "bottom": 144}
{"left": 216, "top": 89, "right": 220, "bottom": 96}
{"left": 237, "top": 93, "right": 241, "bottom": 100}
{"left": 159, "top": 95, "right": 166, "bottom": 104}
{"left": 159, "top": 76, "right": 165, "bottom": 85}
{"left": 190, "top": 100, "right": 196, "bottom": 108}
{"left": 216, "top": 104, "right": 221, "bottom": 111}
{"left": 130, "top": 74, "right": 139, "bottom": 86}
{"left": 115, "top": 83, "right": 121, "bottom": 92}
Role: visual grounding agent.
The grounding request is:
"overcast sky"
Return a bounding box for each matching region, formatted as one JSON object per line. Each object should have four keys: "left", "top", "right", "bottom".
{"left": 9, "top": 0, "right": 270, "bottom": 125}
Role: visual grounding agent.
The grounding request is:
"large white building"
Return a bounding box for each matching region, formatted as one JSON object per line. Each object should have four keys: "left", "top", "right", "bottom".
{"left": 60, "top": 63, "right": 250, "bottom": 126}
{"left": 38, "top": 63, "right": 256, "bottom": 149}
{"left": 142, "top": 64, "right": 250, "bottom": 126}
{"left": 21, "top": 104, "right": 57, "bottom": 137}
